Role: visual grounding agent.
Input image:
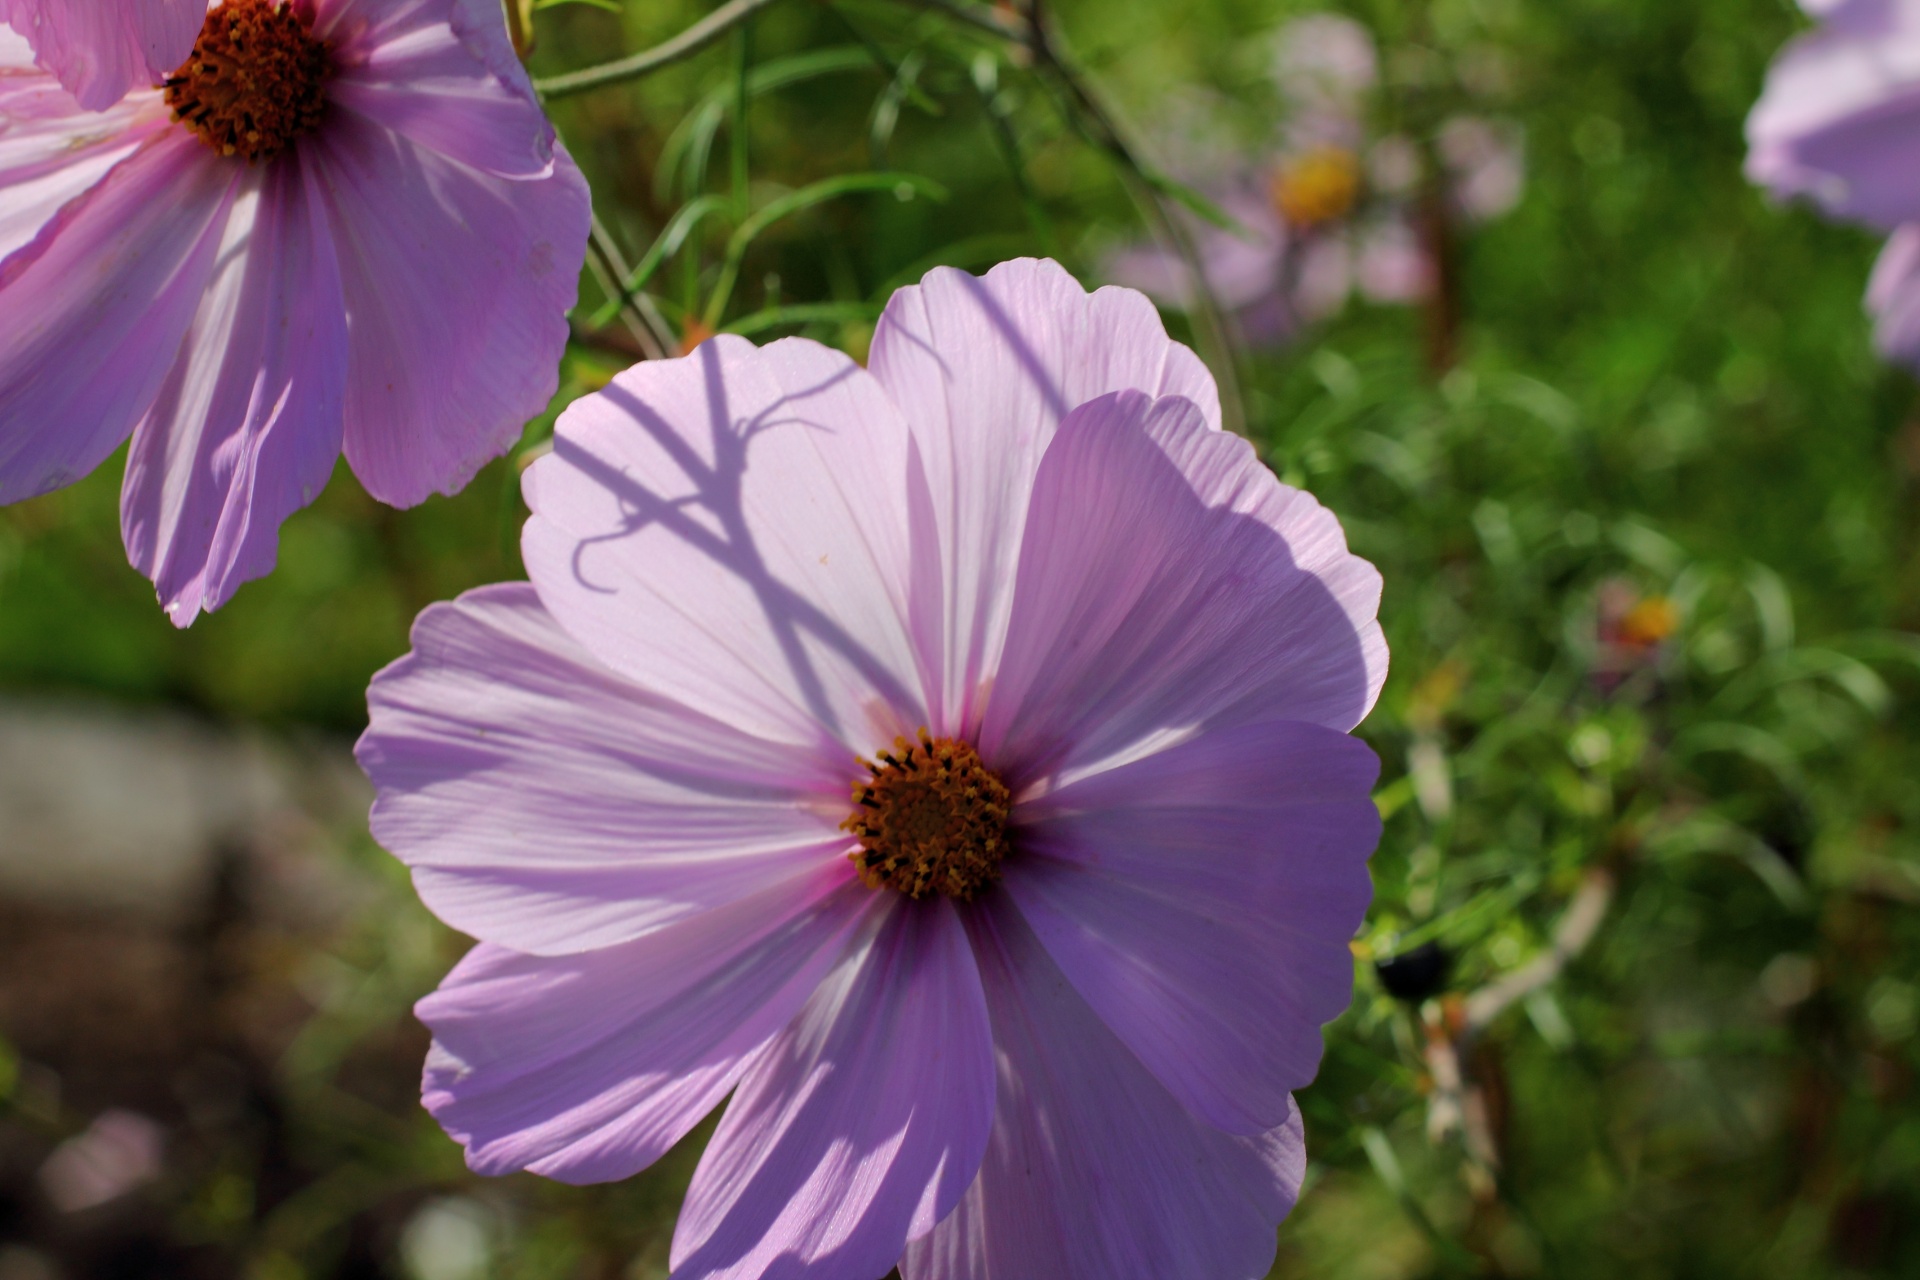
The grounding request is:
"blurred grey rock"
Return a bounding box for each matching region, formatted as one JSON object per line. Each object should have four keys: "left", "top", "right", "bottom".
{"left": 0, "top": 1248, "right": 60, "bottom": 1280}
{"left": 0, "top": 699, "right": 371, "bottom": 927}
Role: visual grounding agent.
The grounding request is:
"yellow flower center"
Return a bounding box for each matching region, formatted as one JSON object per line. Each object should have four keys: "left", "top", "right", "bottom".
{"left": 1270, "top": 147, "right": 1363, "bottom": 228}
{"left": 1619, "top": 597, "right": 1678, "bottom": 648}
{"left": 165, "top": 0, "right": 332, "bottom": 162}
{"left": 843, "top": 732, "right": 1012, "bottom": 901}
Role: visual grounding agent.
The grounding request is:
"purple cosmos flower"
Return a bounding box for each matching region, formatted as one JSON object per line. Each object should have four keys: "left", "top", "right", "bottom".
{"left": 357, "top": 259, "right": 1387, "bottom": 1280}
{"left": 0, "top": 0, "right": 201, "bottom": 109}
{"left": 1591, "top": 578, "right": 1679, "bottom": 699}
{"left": 1103, "top": 182, "right": 1371, "bottom": 346}
{"left": 1437, "top": 115, "right": 1526, "bottom": 224}
{"left": 1105, "top": 13, "right": 1523, "bottom": 348}
{"left": 1270, "top": 11, "right": 1378, "bottom": 112}
{"left": 0, "top": 0, "right": 589, "bottom": 624}
{"left": 1747, "top": 0, "right": 1920, "bottom": 370}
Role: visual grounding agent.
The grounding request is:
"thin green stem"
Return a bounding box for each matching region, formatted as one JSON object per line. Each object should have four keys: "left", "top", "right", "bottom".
{"left": 533, "top": 0, "right": 789, "bottom": 99}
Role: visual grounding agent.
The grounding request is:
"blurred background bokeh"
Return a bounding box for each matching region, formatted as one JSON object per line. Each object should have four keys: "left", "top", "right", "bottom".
{"left": 4, "top": 0, "right": 1919, "bottom": 1276}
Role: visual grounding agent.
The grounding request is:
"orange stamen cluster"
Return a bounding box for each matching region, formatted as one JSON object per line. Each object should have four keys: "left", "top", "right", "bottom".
{"left": 1618, "top": 596, "right": 1679, "bottom": 648}
{"left": 843, "top": 732, "right": 1012, "bottom": 901}
{"left": 166, "top": 0, "right": 331, "bottom": 162}
{"left": 1270, "top": 146, "right": 1363, "bottom": 228}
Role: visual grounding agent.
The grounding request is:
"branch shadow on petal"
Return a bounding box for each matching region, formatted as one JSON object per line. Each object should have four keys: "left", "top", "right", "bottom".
{"left": 545, "top": 339, "right": 922, "bottom": 742}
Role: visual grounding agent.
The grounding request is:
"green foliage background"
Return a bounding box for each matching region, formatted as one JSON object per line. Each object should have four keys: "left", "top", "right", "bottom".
{"left": 5, "top": 0, "right": 1920, "bottom": 1275}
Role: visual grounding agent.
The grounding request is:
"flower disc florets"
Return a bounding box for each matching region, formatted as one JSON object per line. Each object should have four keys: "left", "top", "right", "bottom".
{"left": 165, "top": 0, "right": 331, "bottom": 162}
{"left": 1270, "top": 146, "right": 1363, "bottom": 228}
{"left": 843, "top": 732, "right": 1012, "bottom": 901}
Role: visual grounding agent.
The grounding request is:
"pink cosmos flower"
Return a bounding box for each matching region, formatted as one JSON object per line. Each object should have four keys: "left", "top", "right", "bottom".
{"left": 1105, "top": 13, "right": 1523, "bottom": 348}
{"left": 1437, "top": 115, "right": 1526, "bottom": 224}
{"left": 1747, "top": 0, "right": 1920, "bottom": 370}
{"left": 0, "top": 0, "right": 589, "bottom": 623}
{"left": 1102, "top": 182, "right": 1371, "bottom": 346}
{"left": 1270, "top": 11, "right": 1378, "bottom": 113}
{"left": 357, "top": 259, "right": 1388, "bottom": 1280}
{"left": 1591, "top": 579, "right": 1679, "bottom": 699}
{"left": 0, "top": 0, "right": 201, "bottom": 109}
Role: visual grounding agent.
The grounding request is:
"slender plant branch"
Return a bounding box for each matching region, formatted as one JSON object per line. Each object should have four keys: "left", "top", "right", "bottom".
{"left": 569, "top": 316, "right": 653, "bottom": 361}
{"left": 588, "top": 213, "right": 674, "bottom": 357}
{"left": 1014, "top": 0, "right": 1247, "bottom": 434}
{"left": 885, "top": 0, "right": 1027, "bottom": 41}
{"left": 894, "top": 0, "right": 1248, "bottom": 430}
{"left": 538, "top": 0, "right": 1246, "bottom": 426}
{"left": 534, "top": 0, "right": 789, "bottom": 99}
{"left": 1462, "top": 867, "right": 1615, "bottom": 1033}
{"left": 591, "top": 195, "right": 729, "bottom": 328}
{"left": 1421, "top": 864, "right": 1617, "bottom": 1190}
{"left": 582, "top": 242, "right": 665, "bottom": 360}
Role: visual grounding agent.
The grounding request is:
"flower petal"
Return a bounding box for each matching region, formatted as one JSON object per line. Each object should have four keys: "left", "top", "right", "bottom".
{"left": 521, "top": 336, "right": 929, "bottom": 753}
{"left": 867, "top": 258, "right": 1221, "bottom": 737}
{"left": 305, "top": 108, "right": 587, "bottom": 508}
{"left": 1102, "top": 187, "right": 1287, "bottom": 313}
{"left": 901, "top": 897, "right": 1306, "bottom": 1280}
{"left": 1354, "top": 216, "right": 1432, "bottom": 303}
{"left": 0, "top": 47, "right": 169, "bottom": 264}
{"left": 418, "top": 865, "right": 868, "bottom": 1185}
{"left": 1868, "top": 223, "right": 1920, "bottom": 370}
{"left": 1804, "top": 0, "right": 1896, "bottom": 30}
{"left": 357, "top": 583, "right": 857, "bottom": 955}
{"left": 120, "top": 156, "right": 350, "bottom": 625}
{"left": 671, "top": 899, "right": 994, "bottom": 1280}
{"left": 0, "top": 0, "right": 200, "bottom": 110}
{"left": 1271, "top": 12, "right": 1378, "bottom": 112}
{"left": 0, "top": 131, "right": 235, "bottom": 506}
{"left": 1438, "top": 115, "right": 1525, "bottom": 223}
{"left": 1746, "top": 9, "right": 1920, "bottom": 228}
{"left": 1805, "top": 0, "right": 1904, "bottom": 32}
{"left": 979, "top": 389, "right": 1385, "bottom": 782}
{"left": 320, "top": 0, "right": 557, "bottom": 179}
{"left": 1006, "top": 718, "right": 1378, "bottom": 1134}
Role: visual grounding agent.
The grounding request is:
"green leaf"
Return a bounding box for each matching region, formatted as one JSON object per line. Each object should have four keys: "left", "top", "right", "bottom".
{"left": 703, "top": 172, "right": 949, "bottom": 326}
{"left": 1672, "top": 721, "right": 1809, "bottom": 796}
{"left": 722, "top": 302, "right": 880, "bottom": 337}
{"left": 1145, "top": 170, "right": 1247, "bottom": 235}
{"left": 877, "top": 233, "right": 1035, "bottom": 297}
{"left": 655, "top": 48, "right": 879, "bottom": 202}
